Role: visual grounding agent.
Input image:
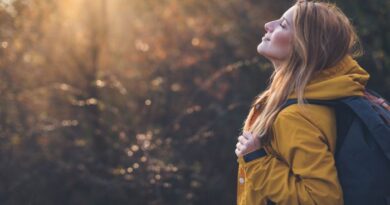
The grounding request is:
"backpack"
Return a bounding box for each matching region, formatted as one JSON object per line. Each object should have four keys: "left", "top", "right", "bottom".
{"left": 280, "top": 88, "right": 390, "bottom": 205}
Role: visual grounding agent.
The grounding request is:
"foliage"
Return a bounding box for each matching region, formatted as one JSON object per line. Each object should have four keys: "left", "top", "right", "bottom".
{"left": 0, "top": 0, "right": 388, "bottom": 204}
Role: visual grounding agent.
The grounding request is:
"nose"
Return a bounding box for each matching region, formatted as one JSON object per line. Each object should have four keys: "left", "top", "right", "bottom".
{"left": 264, "top": 21, "right": 273, "bottom": 33}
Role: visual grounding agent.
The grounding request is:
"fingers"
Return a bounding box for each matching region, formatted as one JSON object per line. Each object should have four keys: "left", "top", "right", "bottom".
{"left": 243, "top": 131, "right": 253, "bottom": 139}
{"left": 235, "top": 148, "right": 241, "bottom": 156}
{"left": 235, "top": 141, "right": 246, "bottom": 157}
{"left": 236, "top": 141, "right": 246, "bottom": 151}
{"left": 238, "top": 135, "right": 248, "bottom": 144}
{"left": 235, "top": 146, "right": 246, "bottom": 157}
{"left": 235, "top": 142, "right": 241, "bottom": 157}
{"left": 235, "top": 132, "right": 251, "bottom": 157}
{"left": 235, "top": 131, "right": 262, "bottom": 157}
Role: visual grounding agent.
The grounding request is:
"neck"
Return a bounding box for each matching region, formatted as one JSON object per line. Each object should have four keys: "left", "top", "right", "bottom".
{"left": 271, "top": 59, "right": 284, "bottom": 71}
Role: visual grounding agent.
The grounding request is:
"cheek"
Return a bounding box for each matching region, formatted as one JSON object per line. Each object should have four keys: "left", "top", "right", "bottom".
{"left": 272, "top": 32, "right": 292, "bottom": 48}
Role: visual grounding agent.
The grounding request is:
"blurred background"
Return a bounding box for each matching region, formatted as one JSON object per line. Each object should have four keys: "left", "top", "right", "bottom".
{"left": 0, "top": 0, "right": 389, "bottom": 204}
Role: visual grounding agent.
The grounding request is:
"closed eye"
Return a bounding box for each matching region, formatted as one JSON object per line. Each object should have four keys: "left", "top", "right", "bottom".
{"left": 280, "top": 17, "right": 289, "bottom": 29}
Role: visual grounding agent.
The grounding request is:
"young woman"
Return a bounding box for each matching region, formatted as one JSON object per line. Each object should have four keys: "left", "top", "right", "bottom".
{"left": 235, "top": 0, "right": 370, "bottom": 204}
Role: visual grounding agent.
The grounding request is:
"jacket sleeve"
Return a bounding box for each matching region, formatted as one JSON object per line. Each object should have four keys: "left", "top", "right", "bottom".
{"left": 238, "top": 110, "right": 343, "bottom": 205}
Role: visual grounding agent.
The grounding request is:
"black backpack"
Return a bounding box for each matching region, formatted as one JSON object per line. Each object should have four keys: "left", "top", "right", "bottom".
{"left": 280, "top": 88, "right": 390, "bottom": 205}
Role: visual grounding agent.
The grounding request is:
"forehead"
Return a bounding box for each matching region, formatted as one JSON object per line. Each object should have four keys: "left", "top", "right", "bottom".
{"left": 282, "top": 6, "right": 296, "bottom": 20}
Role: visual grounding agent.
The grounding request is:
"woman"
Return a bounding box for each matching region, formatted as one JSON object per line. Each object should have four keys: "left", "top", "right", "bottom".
{"left": 235, "top": 0, "right": 370, "bottom": 205}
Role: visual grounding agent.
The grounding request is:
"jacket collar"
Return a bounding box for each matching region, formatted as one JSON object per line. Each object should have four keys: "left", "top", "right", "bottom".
{"left": 287, "top": 55, "right": 370, "bottom": 100}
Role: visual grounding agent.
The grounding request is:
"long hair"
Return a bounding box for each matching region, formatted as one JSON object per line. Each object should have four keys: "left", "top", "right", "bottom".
{"left": 242, "top": 0, "right": 363, "bottom": 146}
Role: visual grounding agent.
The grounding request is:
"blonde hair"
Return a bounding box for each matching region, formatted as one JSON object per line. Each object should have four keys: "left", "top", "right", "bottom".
{"left": 242, "top": 0, "right": 363, "bottom": 146}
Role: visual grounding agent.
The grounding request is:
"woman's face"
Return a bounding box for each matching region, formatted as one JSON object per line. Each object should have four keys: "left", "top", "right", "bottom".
{"left": 257, "top": 6, "right": 295, "bottom": 66}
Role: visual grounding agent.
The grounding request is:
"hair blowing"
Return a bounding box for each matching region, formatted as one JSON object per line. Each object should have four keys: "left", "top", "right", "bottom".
{"left": 241, "top": 0, "right": 363, "bottom": 146}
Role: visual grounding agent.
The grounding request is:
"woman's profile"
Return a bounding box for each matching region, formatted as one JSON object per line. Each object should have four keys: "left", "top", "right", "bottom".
{"left": 235, "top": 0, "right": 370, "bottom": 204}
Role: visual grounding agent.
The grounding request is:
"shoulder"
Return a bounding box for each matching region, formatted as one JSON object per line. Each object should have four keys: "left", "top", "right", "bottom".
{"left": 270, "top": 103, "right": 336, "bottom": 161}
{"left": 272, "top": 104, "right": 322, "bottom": 140}
{"left": 275, "top": 103, "right": 335, "bottom": 132}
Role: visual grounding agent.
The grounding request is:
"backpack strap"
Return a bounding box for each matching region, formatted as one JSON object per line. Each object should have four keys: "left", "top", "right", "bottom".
{"left": 340, "top": 96, "right": 390, "bottom": 160}
{"left": 281, "top": 98, "right": 339, "bottom": 110}
{"left": 280, "top": 98, "right": 350, "bottom": 157}
{"left": 281, "top": 95, "right": 390, "bottom": 161}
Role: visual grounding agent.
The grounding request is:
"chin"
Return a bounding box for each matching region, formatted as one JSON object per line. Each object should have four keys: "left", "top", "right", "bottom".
{"left": 257, "top": 44, "right": 265, "bottom": 55}
{"left": 257, "top": 46, "right": 270, "bottom": 58}
{"left": 257, "top": 42, "right": 270, "bottom": 54}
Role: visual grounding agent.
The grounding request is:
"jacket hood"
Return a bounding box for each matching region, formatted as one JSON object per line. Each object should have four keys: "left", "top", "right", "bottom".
{"left": 287, "top": 55, "right": 370, "bottom": 100}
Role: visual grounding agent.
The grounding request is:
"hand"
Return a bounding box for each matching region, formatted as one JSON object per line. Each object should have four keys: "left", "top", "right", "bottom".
{"left": 235, "top": 131, "right": 262, "bottom": 157}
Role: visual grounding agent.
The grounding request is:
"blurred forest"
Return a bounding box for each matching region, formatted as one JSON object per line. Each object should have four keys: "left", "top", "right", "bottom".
{"left": 0, "top": 0, "right": 389, "bottom": 204}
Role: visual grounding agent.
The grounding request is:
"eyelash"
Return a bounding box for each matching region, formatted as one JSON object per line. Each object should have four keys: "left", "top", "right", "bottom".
{"left": 280, "top": 22, "right": 286, "bottom": 29}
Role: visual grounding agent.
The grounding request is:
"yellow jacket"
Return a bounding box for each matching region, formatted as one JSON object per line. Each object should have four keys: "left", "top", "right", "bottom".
{"left": 236, "top": 55, "right": 370, "bottom": 205}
